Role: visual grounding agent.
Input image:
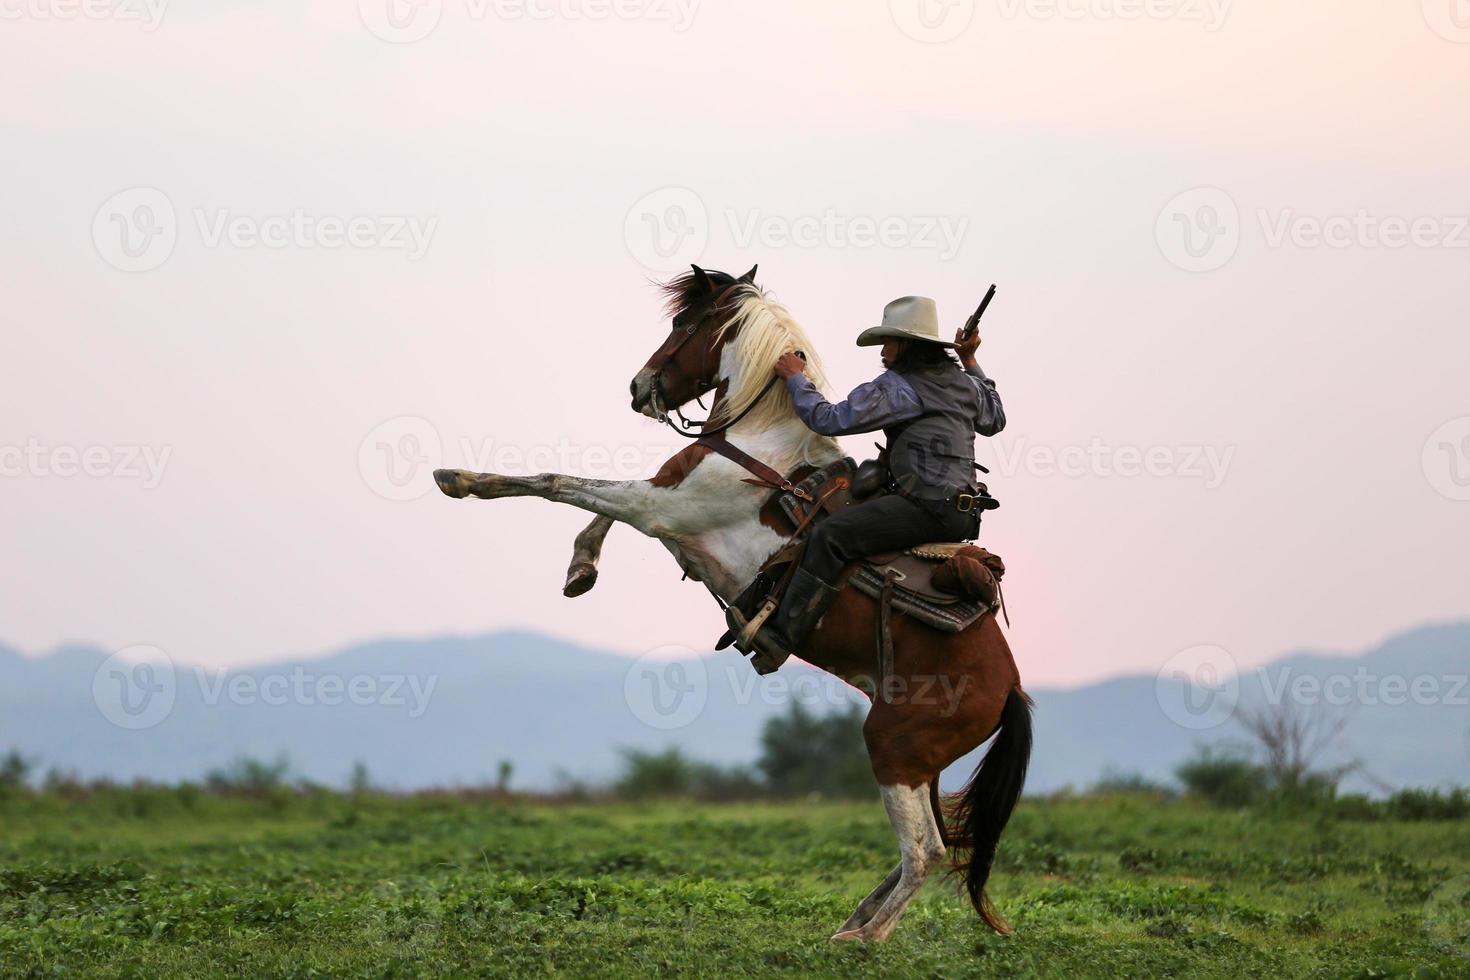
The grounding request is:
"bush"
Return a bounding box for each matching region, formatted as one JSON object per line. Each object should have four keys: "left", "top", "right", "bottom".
{"left": 757, "top": 703, "right": 874, "bottom": 799}
{"left": 0, "top": 750, "right": 35, "bottom": 796}
{"left": 1090, "top": 769, "right": 1176, "bottom": 798}
{"left": 1175, "top": 748, "right": 1269, "bottom": 807}
{"left": 205, "top": 755, "right": 291, "bottom": 797}
{"left": 612, "top": 747, "right": 761, "bottom": 801}
{"left": 1384, "top": 787, "right": 1470, "bottom": 821}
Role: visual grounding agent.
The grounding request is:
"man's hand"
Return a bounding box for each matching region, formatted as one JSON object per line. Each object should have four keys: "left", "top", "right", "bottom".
{"left": 954, "top": 326, "right": 981, "bottom": 366}
{"left": 774, "top": 352, "right": 806, "bottom": 379}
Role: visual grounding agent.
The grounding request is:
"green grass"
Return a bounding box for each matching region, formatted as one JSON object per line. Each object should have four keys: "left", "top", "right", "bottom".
{"left": 0, "top": 790, "right": 1466, "bottom": 977}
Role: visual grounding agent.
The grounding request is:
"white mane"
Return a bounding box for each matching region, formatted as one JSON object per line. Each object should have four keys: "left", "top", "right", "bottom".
{"left": 710, "top": 289, "right": 840, "bottom": 464}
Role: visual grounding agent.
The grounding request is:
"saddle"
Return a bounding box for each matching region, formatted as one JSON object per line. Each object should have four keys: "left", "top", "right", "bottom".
{"left": 740, "top": 458, "right": 1007, "bottom": 634}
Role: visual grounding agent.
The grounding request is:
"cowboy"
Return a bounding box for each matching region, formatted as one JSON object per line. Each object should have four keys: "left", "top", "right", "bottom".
{"left": 733, "top": 295, "right": 1005, "bottom": 669}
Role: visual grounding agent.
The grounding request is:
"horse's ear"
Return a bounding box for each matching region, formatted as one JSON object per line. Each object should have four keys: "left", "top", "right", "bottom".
{"left": 690, "top": 264, "right": 713, "bottom": 293}
{"left": 739, "top": 264, "right": 759, "bottom": 284}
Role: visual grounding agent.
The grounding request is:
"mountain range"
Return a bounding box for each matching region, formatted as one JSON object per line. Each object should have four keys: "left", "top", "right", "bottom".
{"left": 1, "top": 623, "right": 1464, "bottom": 794}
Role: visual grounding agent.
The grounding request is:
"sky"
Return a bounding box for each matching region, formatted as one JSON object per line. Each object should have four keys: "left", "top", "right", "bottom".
{"left": 2, "top": 0, "right": 1467, "bottom": 688}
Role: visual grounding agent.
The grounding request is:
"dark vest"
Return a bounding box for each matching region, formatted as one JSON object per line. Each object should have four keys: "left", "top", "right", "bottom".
{"left": 884, "top": 362, "right": 981, "bottom": 500}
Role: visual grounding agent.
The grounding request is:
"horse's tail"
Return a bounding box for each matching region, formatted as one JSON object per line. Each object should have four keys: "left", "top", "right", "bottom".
{"left": 935, "top": 686, "right": 1033, "bottom": 934}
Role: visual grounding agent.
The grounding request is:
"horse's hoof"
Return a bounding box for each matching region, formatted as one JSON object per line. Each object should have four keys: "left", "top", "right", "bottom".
{"left": 563, "top": 564, "right": 598, "bottom": 597}
{"left": 434, "top": 469, "right": 469, "bottom": 499}
{"left": 829, "top": 929, "right": 866, "bottom": 943}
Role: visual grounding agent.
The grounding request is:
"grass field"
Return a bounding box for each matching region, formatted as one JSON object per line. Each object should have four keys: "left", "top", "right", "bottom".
{"left": 1, "top": 790, "right": 1467, "bottom": 977}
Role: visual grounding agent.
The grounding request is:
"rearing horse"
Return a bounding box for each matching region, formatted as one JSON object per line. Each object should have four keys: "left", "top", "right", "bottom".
{"left": 434, "top": 266, "right": 1031, "bottom": 942}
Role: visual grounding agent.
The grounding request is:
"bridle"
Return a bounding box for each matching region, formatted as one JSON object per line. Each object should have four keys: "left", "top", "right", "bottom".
{"left": 648, "top": 283, "right": 784, "bottom": 441}
{"left": 646, "top": 282, "right": 812, "bottom": 501}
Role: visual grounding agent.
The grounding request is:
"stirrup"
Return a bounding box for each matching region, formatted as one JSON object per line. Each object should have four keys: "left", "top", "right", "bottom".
{"left": 724, "top": 605, "right": 790, "bottom": 675}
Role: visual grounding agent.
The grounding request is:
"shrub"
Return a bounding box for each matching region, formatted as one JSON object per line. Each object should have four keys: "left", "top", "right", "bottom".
{"left": 1385, "top": 787, "right": 1470, "bottom": 821}
{"left": 757, "top": 703, "right": 874, "bottom": 799}
{"left": 205, "top": 754, "right": 291, "bottom": 797}
{"left": 1175, "top": 748, "right": 1269, "bottom": 807}
{"left": 1090, "top": 769, "right": 1176, "bottom": 798}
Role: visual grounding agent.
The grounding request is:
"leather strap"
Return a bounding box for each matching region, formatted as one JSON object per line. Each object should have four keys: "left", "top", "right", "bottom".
{"left": 697, "top": 433, "right": 813, "bottom": 502}
{"left": 877, "top": 569, "right": 898, "bottom": 703}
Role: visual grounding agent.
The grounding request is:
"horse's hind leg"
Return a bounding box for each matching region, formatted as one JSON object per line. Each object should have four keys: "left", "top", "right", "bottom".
{"left": 833, "top": 863, "right": 902, "bottom": 937}
{"left": 831, "top": 782, "right": 946, "bottom": 943}
{"left": 564, "top": 516, "right": 614, "bottom": 597}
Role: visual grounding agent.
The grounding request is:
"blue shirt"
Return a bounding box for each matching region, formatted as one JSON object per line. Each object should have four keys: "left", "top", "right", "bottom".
{"left": 785, "top": 362, "right": 1006, "bottom": 438}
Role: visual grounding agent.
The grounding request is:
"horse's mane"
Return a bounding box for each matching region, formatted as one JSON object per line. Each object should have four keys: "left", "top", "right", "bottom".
{"left": 660, "top": 271, "right": 839, "bottom": 456}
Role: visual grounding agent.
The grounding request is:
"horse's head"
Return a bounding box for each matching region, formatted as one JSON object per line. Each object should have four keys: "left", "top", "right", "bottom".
{"left": 629, "top": 263, "right": 759, "bottom": 420}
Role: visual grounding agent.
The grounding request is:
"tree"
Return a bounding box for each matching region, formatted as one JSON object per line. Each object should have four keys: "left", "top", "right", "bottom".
{"left": 757, "top": 703, "right": 874, "bottom": 799}
{"left": 1233, "top": 699, "right": 1356, "bottom": 792}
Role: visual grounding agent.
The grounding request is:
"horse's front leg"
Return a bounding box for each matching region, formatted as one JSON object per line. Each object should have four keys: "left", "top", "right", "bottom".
{"left": 433, "top": 469, "right": 666, "bottom": 537}
{"left": 564, "top": 516, "right": 615, "bottom": 597}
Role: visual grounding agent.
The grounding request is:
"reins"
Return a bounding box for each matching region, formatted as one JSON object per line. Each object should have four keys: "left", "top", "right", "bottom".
{"left": 648, "top": 283, "right": 811, "bottom": 500}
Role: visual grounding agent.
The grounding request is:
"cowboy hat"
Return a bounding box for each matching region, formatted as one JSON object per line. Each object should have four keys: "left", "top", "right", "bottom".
{"left": 855, "top": 295, "right": 955, "bottom": 348}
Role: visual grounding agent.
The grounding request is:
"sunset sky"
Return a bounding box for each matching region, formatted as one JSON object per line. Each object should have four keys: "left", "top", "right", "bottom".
{"left": 3, "top": 0, "right": 1467, "bottom": 687}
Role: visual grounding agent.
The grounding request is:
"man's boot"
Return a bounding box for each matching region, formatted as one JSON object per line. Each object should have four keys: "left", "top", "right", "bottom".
{"left": 725, "top": 568, "right": 841, "bottom": 675}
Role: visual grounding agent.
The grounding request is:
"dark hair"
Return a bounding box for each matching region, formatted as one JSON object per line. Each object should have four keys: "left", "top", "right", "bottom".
{"left": 891, "top": 340, "right": 959, "bottom": 373}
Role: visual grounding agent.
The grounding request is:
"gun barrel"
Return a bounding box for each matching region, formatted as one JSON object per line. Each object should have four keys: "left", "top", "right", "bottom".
{"left": 963, "top": 284, "right": 998, "bottom": 337}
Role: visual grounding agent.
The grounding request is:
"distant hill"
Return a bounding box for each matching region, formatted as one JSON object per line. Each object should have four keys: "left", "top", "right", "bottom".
{"left": 1, "top": 624, "right": 1465, "bottom": 794}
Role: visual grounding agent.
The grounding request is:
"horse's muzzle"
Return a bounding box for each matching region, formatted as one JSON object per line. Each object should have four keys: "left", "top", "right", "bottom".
{"left": 629, "top": 369, "right": 659, "bottom": 417}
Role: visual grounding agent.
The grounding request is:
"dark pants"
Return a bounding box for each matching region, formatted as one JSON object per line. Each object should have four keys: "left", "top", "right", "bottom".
{"left": 800, "top": 493, "right": 977, "bottom": 584}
